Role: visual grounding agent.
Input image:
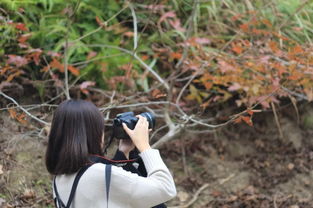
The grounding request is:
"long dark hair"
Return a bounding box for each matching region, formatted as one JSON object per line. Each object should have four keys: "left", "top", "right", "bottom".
{"left": 45, "top": 99, "right": 104, "bottom": 175}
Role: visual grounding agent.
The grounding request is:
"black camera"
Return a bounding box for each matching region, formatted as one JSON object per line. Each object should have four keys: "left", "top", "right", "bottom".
{"left": 112, "top": 112, "right": 155, "bottom": 140}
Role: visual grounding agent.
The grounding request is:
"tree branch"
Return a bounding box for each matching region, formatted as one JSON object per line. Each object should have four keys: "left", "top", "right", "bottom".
{"left": 0, "top": 91, "right": 49, "bottom": 126}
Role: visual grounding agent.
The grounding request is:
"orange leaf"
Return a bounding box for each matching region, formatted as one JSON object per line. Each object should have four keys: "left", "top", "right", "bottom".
{"left": 247, "top": 109, "right": 254, "bottom": 116}
{"left": 151, "top": 89, "right": 167, "bottom": 99}
{"left": 242, "top": 116, "right": 253, "bottom": 126}
{"left": 0, "top": 66, "right": 10, "bottom": 75}
{"left": 18, "top": 33, "right": 31, "bottom": 44}
{"left": 204, "top": 82, "right": 213, "bottom": 90}
{"left": 269, "top": 41, "right": 279, "bottom": 53}
{"left": 96, "top": 16, "right": 105, "bottom": 27}
{"left": 234, "top": 116, "right": 242, "bottom": 124}
{"left": 272, "top": 32, "right": 289, "bottom": 41}
{"left": 141, "top": 55, "right": 149, "bottom": 61}
{"left": 8, "top": 108, "right": 17, "bottom": 119}
{"left": 231, "top": 14, "right": 242, "bottom": 21}
{"left": 170, "top": 52, "right": 182, "bottom": 59}
{"left": 231, "top": 44, "right": 243, "bottom": 54}
{"left": 6, "top": 71, "right": 22, "bottom": 82}
{"left": 239, "top": 23, "right": 249, "bottom": 32}
{"left": 292, "top": 45, "right": 304, "bottom": 54}
{"left": 17, "top": 113, "right": 27, "bottom": 125}
{"left": 261, "top": 19, "right": 272, "bottom": 27}
{"left": 123, "top": 31, "right": 134, "bottom": 37}
{"left": 50, "top": 58, "right": 64, "bottom": 72}
{"left": 41, "top": 66, "right": 49, "bottom": 73}
{"left": 68, "top": 65, "right": 80, "bottom": 76}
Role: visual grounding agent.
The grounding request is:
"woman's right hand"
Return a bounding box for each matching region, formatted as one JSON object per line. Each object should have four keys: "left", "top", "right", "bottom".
{"left": 122, "top": 115, "right": 151, "bottom": 152}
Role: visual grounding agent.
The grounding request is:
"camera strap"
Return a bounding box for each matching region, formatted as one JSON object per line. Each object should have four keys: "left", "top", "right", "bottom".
{"left": 53, "top": 162, "right": 112, "bottom": 208}
{"left": 89, "top": 154, "right": 139, "bottom": 167}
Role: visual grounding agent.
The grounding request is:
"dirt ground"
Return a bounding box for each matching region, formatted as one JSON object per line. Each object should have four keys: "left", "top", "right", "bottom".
{"left": 0, "top": 103, "right": 313, "bottom": 208}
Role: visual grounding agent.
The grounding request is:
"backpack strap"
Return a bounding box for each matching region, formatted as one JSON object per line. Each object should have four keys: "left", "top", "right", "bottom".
{"left": 66, "top": 165, "right": 91, "bottom": 207}
{"left": 53, "top": 164, "right": 112, "bottom": 208}
{"left": 53, "top": 176, "right": 66, "bottom": 208}
{"left": 105, "top": 164, "right": 112, "bottom": 208}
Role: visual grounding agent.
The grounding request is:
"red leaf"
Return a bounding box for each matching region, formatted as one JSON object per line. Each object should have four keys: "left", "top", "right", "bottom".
{"left": 18, "top": 33, "right": 31, "bottom": 44}
{"left": 7, "top": 55, "right": 28, "bottom": 67}
{"left": 234, "top": 115, "right": 253, "bottom": 126}
{"left": 15, "top": 23, "right": 28, "bottom": 31}
{"left": 27, "top": 49, "right": 42, "bottom": 65}
{"left": 80, "top": 81, "right": 95, "bottom": 94}
{"left": 247, "top": 109, "right": 254, "bottom": 116}
{"left": 242, "top": 116, "right": 253, "bottom": 126}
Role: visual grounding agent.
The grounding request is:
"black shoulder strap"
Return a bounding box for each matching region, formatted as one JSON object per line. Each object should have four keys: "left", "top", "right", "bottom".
{"left": 54, "top": 164, "right": 112, "bottom": 208}
{"left": 66, "top": 165, "right": 91, "bottom": 207}
{"left": 53, "top": 176, "right": 66, "bottom": 208}
{"left": 105, "top": 164, "right": 112, "bottom": 208}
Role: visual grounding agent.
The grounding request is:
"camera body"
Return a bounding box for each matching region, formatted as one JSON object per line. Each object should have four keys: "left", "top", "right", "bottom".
{"left": 112, "top": 112, "right": 155, "bottom": 140}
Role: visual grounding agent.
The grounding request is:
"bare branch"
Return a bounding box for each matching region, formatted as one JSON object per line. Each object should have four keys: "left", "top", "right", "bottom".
{"left": 129, "top": 3, "right": 138, "bottom": 51}
{"left": 0, "top": 91, "right": 49, "bottom": 126}
{"left": 64, "top": 5, "right": 71, "bottom": 100}
{"left": 100, "top": 101, "right": 174, "bottom": 112}
{"left": 168, "top": 183, "right": 210, "bottom": 208}
{"left": 152, "top": 111, "right": 182, "bottom": 148}
{"left": 281, "top": 86, "right": 309, "bottom": 101}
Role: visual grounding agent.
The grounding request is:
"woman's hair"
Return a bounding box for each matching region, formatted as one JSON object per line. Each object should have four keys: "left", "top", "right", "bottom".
{"left": 45, "top": 99, "right": 104, "bottom": 175}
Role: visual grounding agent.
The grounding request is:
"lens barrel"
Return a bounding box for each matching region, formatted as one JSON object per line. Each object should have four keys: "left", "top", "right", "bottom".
{"left": 112, "top": 112, "right": 155, "bottom": 140}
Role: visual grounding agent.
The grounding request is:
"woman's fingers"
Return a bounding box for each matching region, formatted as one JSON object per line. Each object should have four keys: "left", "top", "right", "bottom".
{"left": 133, "top": 116, "right": 147, "bottom": 129}
{"left": 122, "top": 123, "right": 133, "bottom": 136}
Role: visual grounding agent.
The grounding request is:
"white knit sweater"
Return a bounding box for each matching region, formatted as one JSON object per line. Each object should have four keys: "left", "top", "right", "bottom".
{"left": 53, "top": 149, "right": 177, "bottom": 208}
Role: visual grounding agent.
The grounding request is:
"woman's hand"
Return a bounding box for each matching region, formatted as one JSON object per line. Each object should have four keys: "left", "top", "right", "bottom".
{"left": 122, "top": 115, "right": 151, "bottom": 152}
{"left": 118, "top": 139, "right": 135, "bottom": 159}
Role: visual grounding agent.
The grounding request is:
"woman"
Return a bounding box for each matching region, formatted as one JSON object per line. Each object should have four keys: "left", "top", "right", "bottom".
{"left": 45, "top": 99, "right": 176, "bottom": 208}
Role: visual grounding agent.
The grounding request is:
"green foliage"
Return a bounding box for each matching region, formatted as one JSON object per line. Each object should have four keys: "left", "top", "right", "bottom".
{"left": 1, "top": 0, "right": 313, "bottom": 109}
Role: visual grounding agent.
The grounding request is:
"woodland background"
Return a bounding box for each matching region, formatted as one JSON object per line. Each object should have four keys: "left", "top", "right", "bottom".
{"left": 0, "top": 0, "right": 313, "bottom": 207}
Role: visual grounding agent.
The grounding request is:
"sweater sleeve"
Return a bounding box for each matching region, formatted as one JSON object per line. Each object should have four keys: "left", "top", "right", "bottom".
{"left": 111, "top": 148, "right": 177, "bottom": 207}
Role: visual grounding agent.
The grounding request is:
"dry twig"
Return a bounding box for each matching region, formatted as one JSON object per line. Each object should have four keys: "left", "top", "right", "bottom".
{"left": 168, "top": 183, "right": 210, "bottom": 208}
{"left": 0, "top": 91, "right": 49, "bottom": 126}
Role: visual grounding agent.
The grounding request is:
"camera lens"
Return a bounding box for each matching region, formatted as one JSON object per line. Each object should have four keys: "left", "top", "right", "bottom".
{"left": 139, "top": 112, "right": 155, "bottom": 130}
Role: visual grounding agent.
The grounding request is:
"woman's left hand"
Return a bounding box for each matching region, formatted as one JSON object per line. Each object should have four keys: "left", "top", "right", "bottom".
{"left": 119, "top": 139, "right": 135, "bottom": 159}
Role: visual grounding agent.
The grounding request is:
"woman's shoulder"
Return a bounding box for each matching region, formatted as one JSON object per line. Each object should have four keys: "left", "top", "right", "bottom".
{"left": 85, "top": 163, "right": 131, "bottom": 176}
{"left": 85, "top": 162, "right": 139, "bottom": 183}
